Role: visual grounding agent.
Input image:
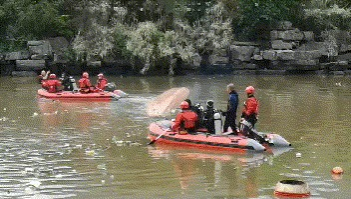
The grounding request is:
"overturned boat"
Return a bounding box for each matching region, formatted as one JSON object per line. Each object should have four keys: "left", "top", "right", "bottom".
{"left": 148, "top": 120, "right": 291, "bottom": 153}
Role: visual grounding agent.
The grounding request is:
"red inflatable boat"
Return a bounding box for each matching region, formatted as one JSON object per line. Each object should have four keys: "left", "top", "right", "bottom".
{"left": 148, "top": 120, "right": 291, "bottom": 153}
{"left": 37, "top": 89, "right": 126, "bottom": 101}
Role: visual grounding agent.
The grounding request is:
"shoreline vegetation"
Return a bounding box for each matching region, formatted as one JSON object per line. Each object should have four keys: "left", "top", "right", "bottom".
{"left": 1, "top": 0, "right": 351, "bottom": 76}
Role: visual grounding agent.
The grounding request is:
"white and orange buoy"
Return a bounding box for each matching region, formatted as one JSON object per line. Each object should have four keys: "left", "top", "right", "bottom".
{"left": 331, "top": 166, "right": 344, "bottom": 175}
{"left": 274, "top": 180, "right": 311, "bottom": 198}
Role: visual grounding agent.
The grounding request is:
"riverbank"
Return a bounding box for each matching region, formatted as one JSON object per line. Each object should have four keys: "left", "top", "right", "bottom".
{"left": 1, "top": 22, "right": 351, "bottom": 77}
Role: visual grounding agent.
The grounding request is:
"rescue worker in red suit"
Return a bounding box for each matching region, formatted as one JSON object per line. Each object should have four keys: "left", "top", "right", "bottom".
{"left": 240, "top": 86, "right": 265, "bottom": 142}
{"left": 172, "top": 101, "right": 199, "bottom": 135}
{"left": 42, "top": 74, "right": 62, "bottom": 93}
{"left": 96, "top": 73, "right": 108, "bottom": 91}
{"left": 79, "top": 72, "right": 92, "bottom": 93}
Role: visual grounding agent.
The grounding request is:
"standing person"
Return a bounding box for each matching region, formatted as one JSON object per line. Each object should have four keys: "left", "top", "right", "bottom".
{"left": 223, "top": 83, "right": 239, "bottom": 134}
{"left": 42, "top": 74, "right": 62, "bottom": 93}
{"left": 172, "top": 101, "right": 199, "bottom": 135}
{"left": 96, "top": 73, "right": 108, "bottom": 91}
{"left": 240, "top": 86, "right": 265, "bottom": 142}
{"left": 79, "top": 72, "right": 92, "bottom": 93}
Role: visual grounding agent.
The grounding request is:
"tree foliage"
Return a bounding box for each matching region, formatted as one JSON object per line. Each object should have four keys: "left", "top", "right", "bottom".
{"left": 1, "top": 0, "right": 351, "bottom": 73}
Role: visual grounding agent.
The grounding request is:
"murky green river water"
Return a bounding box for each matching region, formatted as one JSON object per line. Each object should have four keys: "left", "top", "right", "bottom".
{"left": 0, "top": 74, "right": 350, "bottom": 198}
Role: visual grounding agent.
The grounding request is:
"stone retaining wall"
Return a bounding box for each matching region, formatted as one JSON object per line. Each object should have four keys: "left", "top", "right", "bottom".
{"left": 1, "top": 21, "right": 351, "bottom": 76}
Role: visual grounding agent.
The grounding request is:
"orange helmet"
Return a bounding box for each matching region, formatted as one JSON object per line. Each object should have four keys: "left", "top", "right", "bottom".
{"left": 245, "top": 86, "right": 255, "bottom": 94}
{"left": 49, "top": 74, "right": 56, "bottom": 79}
{"left": 180, "top": 101, "right": 189, "bottom": 109}
{"left": 82, "top": 72, "right": 89, "bottom": 78}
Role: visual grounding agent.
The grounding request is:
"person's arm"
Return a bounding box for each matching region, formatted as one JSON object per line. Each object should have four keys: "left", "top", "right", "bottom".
{"left": 43, "top": 71, "right": 50, "bottom": 80}
{"left": 172, "top": 113, "right": 183, "bottom": 131}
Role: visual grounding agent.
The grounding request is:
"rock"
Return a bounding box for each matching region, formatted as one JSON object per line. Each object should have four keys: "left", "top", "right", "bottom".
{"left": 230, "top": 45, "right": 256, "bottom": 62}
{"left": 276, "top": 50, "right": 295, "bottom": 60}
{"left": 27, "top": 41, "right": 44, "bottom": 46}
{"left": 5, "top": 51, "right": 30, "bottom": 61}
{"left": 28, "top": 40, "right": 52, "bottom": 56}
{"left": 271, "top": 40, "right": 293, "bottom": 50}
{"left": 209, "top": 55, "right": 229, "bottom": 65}
{"left": 87, "top": 61, "right": 102, "bottom": 68}
{"left": 303, "top": 31, "right": 314, "bottom": 41}
{"left": 16, "top": 60, "right": 45, "bottom": 71}
{"left": 276, "top": 21, "right": 293, "bottom": 30}
{"left": 11, "top": 71, "right": 37, "bottom": 77}
{"left": 261, "top": 50, "right": 277, "bottom": 61}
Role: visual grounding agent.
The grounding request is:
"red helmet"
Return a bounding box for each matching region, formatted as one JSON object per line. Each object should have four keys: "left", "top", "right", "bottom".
{"left": 245, "top": 86, "right": 255, "bottom": 94}
{"left": 180, "top": 101, "right": 189, "bottom": 109}
{"left": 82, "top": 72, "right": 89, "bottom": 78}
{"left": 49, "top": 74, "right": 56, "bottom": 79}
{"left": 97, "top": 73, "right": 104, "bottom": 78}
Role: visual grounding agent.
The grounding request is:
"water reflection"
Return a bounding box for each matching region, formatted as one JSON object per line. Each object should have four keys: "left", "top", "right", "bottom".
{"left": 38, "top": 99, "right": 112, "bottom": 131}
{"left": 147, "top": 144, "right": 291, "bottom": 198}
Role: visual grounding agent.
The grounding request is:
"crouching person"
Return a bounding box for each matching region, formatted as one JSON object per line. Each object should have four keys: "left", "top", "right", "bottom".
{"left": 172, "top": 101, "right": 199, "bottom": 135}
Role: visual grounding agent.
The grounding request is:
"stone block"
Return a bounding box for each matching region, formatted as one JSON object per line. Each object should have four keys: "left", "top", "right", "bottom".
{"left": 294, "top": 50, "right": 322, "bottom": 60}
{"left": 28, "top": 40, "right": 52, "bottom": 56}
{"left": 209, "top": 55, "right": 229, "bottom": 65}
{"left": 11, "top": 71, "right": 37, "bottom": 77}
{"left": 87, "top": 61, "right": 102, "bottom": 68}
{"left": 276, "top": 21, "right": 293, "bottom": 30}
{"left": 261, "top": 50, "right": 277, "bottom": 61}
{"left": 5, "top": 51, "right": 30, "bottom": 60}
{"left": 230, "top": 45, "right": 256, "bottom": 62}
{"left": 252, "top": 54, "right": 263, "bottom": 61}
{"left": 290, "top": 59, "right": 319, "bottom": 66}
{"left": 303, "top": 31, "right": 314, "bottom": 41}
{"left": 276, "top": 50, "right": 295, "bottom": 60}
{"left": 31, "top": 54, "right": 47, "bottom": 60}
{"left": 16, "top": 60, "right": 45, "bottom": 71}
{"left": 281, "top": 29, "right": 304, "bottom": 41}
{"left": 27, "top": 41, "right": 43, "bottom": 46}
{"left": 297, "top": 42, "right": 328, "bottom": 56}
{"left": 270, "top": 30, "right": 279, "bottom": 40}
{"left": 271, "top": 40, "right": 293, "bottom": 50}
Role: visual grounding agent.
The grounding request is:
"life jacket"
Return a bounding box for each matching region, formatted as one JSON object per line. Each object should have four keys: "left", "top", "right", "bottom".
{"left": 242, "top": 96, "right": 259, "bottom": 117}
{"left": 96, "top": 78, "right": 108, "bottom": 90}
{"left": 173, "top": 110, "right": 198, "bottom": 132}
{"left": 45, "top": 79, "right": 61, "bottom": 93}
{"left": 79, "top": 78, "right": 92, "bottom": 93}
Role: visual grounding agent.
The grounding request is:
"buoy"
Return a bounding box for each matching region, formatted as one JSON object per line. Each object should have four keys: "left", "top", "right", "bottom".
{"left": 296, "top": 153, "right": 302, "bottom": 158}
{"left": 331, "top": 166, "right": 344, "bottom": 174}
{"left": 274, "top": 180, "right": 311, "bottom": 198}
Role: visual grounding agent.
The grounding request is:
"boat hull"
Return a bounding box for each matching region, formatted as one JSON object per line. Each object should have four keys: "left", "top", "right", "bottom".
{"left": 148, "top": 120, "right": 291, "bottom": 153}
{"left": 148, "top": 120, "right": 268, "bottom": 152}
{"left": 37, "top": 89, "right": 119, "bottom": 101}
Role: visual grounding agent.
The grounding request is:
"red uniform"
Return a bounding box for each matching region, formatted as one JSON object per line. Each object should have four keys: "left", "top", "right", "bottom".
{"left": 96, "top": 78, "right": 108, "bottom": 91}
{"left": 43, "top": 79, "right": 62, "bottom": 93}
{"left": 79, "top": 77, "right": 92, "bottom": 93}
{"left": 242, "top": 97, "right": 259, "bottom": 117}
{"left": 172, "top": 110, "right": 199, "bottom": 132}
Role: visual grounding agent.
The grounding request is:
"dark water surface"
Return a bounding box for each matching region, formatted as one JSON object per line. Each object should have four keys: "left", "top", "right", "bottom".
{"left": 0, "top": 75, "right": 350, "bottom": 198}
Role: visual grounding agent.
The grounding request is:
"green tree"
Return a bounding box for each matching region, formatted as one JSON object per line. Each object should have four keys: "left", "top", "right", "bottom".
{"left": 126, "top": 21, "right": 163, "bottom": 74}
{"left": 233, "top": 0, "right": 304, "bottom": 41}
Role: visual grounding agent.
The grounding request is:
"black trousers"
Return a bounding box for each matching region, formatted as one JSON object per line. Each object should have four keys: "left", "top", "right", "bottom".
{"left": 223, "top": 112, "right": 237, "bottom": 133}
